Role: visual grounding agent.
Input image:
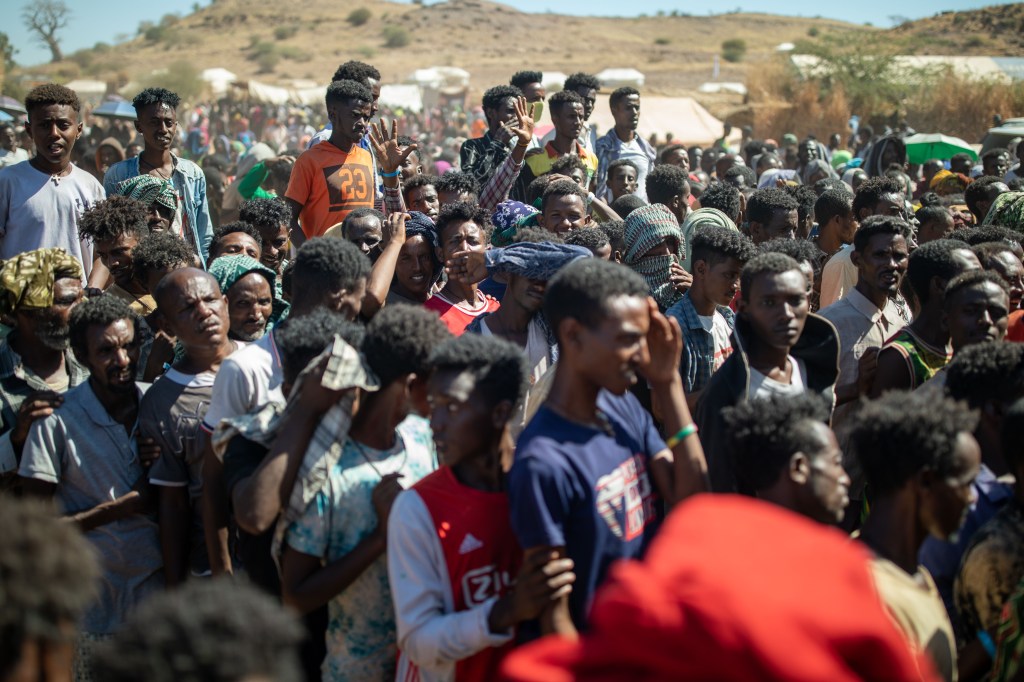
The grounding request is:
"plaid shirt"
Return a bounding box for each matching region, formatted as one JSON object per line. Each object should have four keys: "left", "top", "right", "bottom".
{"left": 665, "top": 292, "right": 736, "bottom": 395}
{"left": 460, "top": 132, "right": 510, "bottom": 190}
{"left": 478, "top": 151, "right": 524, "bottom": 213}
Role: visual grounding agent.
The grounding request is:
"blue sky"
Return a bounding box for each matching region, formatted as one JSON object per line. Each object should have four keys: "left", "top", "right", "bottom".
{"left": 3, "top": 0, "right": 1018, "bottom": 67}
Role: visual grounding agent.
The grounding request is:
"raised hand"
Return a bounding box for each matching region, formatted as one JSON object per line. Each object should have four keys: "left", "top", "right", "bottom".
{"left": 508, "top": 96, "right": 535, "bottom": 148}
{"left": 669, "top": 262, "right": 693, "bottom": 293}
{"left": 369, "top": 118, "right": 418, "bottom": 173}
{"left": 382, "top": 212, "right": 409, "bottom": 248}
{"left": 638, "top": 297, "right": 684, "bottom": 386}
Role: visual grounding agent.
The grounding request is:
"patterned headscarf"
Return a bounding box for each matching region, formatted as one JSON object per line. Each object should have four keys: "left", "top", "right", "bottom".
{"left": 624, "top": 204, "right": 685, "bottom": 311}
{"left": 680, "top": 208, "right": 739, "bottom": 271}
{"left": 209, "top": 254, "right": 276, "bottom": 295}
{"left": 983, "top": 191, "right": 1024, "bottom": 233}
{"left": 491, "top": 200, "right": 540, "bottom": 247}
{"left": 930, "top": 169, "right": 972, "bottom": 197}
{"left": 114, "top": 174, "right": 178, "bottom": 213}
{"left": 0, "top": 248, "right": 83, "bottom": 317}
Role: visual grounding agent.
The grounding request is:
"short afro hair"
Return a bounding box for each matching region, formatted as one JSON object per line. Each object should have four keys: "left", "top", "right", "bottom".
{"left": 362, "top": 304, "right": 451, "bottom": 386}
{"left": 549, "top": 154, "right": 587, "bottom": 178}
{"left": 691, "top": 226, "right": 757, "bottom": 268}
{"left": 609, "top": 86, "right": 640, "bottom": 108}
{"left": 759, "top": 237, "right": 819, "bottom": 266}
{"left": 514, "top": 227, "right": 564, "bottom": 244}
{"left": 435, "top": 170, "right": 479, "bottom": 200}
{"left": 915, "top": 204, "right": 952, "bottom": 229}
{"left": 435, "top": 201, "right": 491, "bottom": 244}
{"left": 698, "top": 182, "right": 742, "bottom": 223}
{"left": 132, "top": 87, "right": 180, "bottom": 113}
{"left": 724, "top": 392, "right": 833, "bottom": 493}
{"left": 0, "top": 497, "right": 98, "bottom": 680}
{"left": 275, "top": 308, "right": 365, "bottom": 385}
{"left": 964, "top": 176, "right": 1006, "bottom": 218}
{"left": 526, "top": 175, "right": 558, "bottom": 206}
{"left": 132, "top": 232, "right": 196, "bottom": 285}
{"left": 607, "top": 158, "right": 639, "bottom": 180}
{"left": 786, "top": 185, "right": 818, "bottom": 223}
{"left": 548, "top": 89, "right": 583, "bottom": 116}
{"left": 946, "top": 341, "right": 1024, "bottom": 409}
{"left": 330, "top": 60, "right": 381, "bottom": 85}
{"left": 92, "top": 578, "right": 304, "bottom": 682}
{"left": 852, "top": 176, "right": 903, "bottom": 217}
{"left": 740, "top": 252, "right": 803, "bottom": 302}
{"left": 482, "top": 85, "right": 523, "bottom": 112}
{"left": 325, "top": 79, "right": 372, "bottom": 108}
{"left": 563, "top": 72, "right": 600, "bottom": 93}
{"left": 563, "top": 227, "right": 609, "bottom": 256}
{"left": 973, "top": 241, "right": 1020, "bottom": 269}
{"left": 403, "top": 174, "right": 438, "bottom": 203}
{"left": 852, "top": 215, "right": 912, "bottom": 253}
{"left": 747, "top": 188, "right": 799, "bottom": 226}
{"left": 78, "top": 195, "right": 149, "bottom": 244}
{"left": 943, "top": 269, "right": 1009, "bottom": 312}
{"left": 906, "top": 238, "right": 975, "bottom": 303}
{"left": 543, "top": 258, "right": 649, "bottom": 335}
{"left": 850, "top": 391, "right": 978, "bottom": 497}
{"left": 510, "top": 70, "right": 543, "bottom": 90}
{"left": 291, "top": 237, "right": 371, "bottom": 301}
{"left": 341, "top": 207, "right": 384, "bottom": 233}
{"left": 599, "top": 219, "right": 625, "bottom": 252}
{"left": 724, "top": 165, "right": 756, "bottom": 188}
{"left": 609, "top": 194, "right": 647, "bottom": 218}
{"left": 69, "top": 294, "right": 141, "bottom": 358}
{"left": 429, "top": 333, "right": 529, "bottom": 409}
{"left": 239, "top": 197, "right": 292, "bottom": 232}
{"left": 211, "top": 221, "right": 263, "bottom": 254}
{"left": 814, "top": 189, "right": 854, "bottom": 229}
{"left": 645, "top": 164, "right": 689, "bottom": 206}
{"left": 950, "top": 225, "right": 1021, "bottom": 249}
{"left": 25, "top": 83, "right": 81, "bottom": 115}
{"left": 814, "top": 177, "right": 848, "bottom": 196}
{"left": 541, "top": 178, "right": 587, "bottom": 213}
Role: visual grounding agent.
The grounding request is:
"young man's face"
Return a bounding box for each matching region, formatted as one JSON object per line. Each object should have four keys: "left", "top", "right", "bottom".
{"left": 393, "top": 236, "right": 435, "bottom": 301}
{"left": 917, "top": 213, "right": 954, "bottom": 244}
{"left": 328, "top": 97, "right": 372, "bottom": 146}
{"left": 796, "top": 421, "right": 850, "bottom": 525}
{"left": 0, "top": 125, "right": 15, "bottom": 150}
{"left": 343, "top": 216, "right": 383, "bottom": 257}
{"left": 987, "top": 249, "right": 1024, "bottom": 311}
{"left": 367, "top": 78, "right": 382, "bottom": 118}
{"left": 837, "top": 211, "right": 860, "bottom": 245}
{"left": 738, "top": 270, "right": 809, "bottom": 351}
{"left": 611, "top": 94, "right": 641, "bottom": 132}
{"left": 506, "top": 273, "right": 546, "bottom": 315}
{"left": 95, "top": 234, "right": 140, "bottom": 289}
{"left": 135, "top": 103, "right": 177, "bottom": 153}
{"left": 944, "top": 282, "right": 1009, "bottom": 350}
{"left": 145, "top": 203, "right": 174, "bottom": 233}
{"left": 487, "top": 97, "right": 518, "bottom": 131}
{"left": 921, "top": 431, "right": 981, "bottom": 542}
{"left": 20, "top": 278, "right": 83, "bottom": 351}
{"left": 437, "top": 220, "right": 485, "bottom": 262}
{"left": 573, "top": 294, "right": 650, "bottom": 395}
{"left": 213, "top": 231, "right": 261, "bottom": 262}
{"left": 984, "top": 152, "right": 1010, "bottom": 178}
{"left": 607, "top": 165, "right": 638, "bottom": 200}
{"left": 520, "top": 81, "right": 546, "bottom": 104}
{"left": 552, "top": 102, "right": 585, "bottom": 142}
{"left": 80, "top": 318, "right": 140, "bottom": 394}
{"left": 572, "top": 86, "right": 598, "bottom": 121}
{"left": 566, "top": 168, "right": 587, "bottom": 188}
{"left": 664, "top": 148, "right": 690, "bottom": 172}
{"left": 751, "top": 208, "right": 798, "bottom": 244}
{"left": 399, "top": 151, "right": 422, "bottom": 182}
{"left": 407, "top": 185, "right": 439, "bottom": 220}
{"left": 538, "top": 194, "right": 590, "bottom": 234}
{"left": 427, "top": 368, "right": 496, "bottom": 468}
{"left": 160, "top": 272, "right": 230, "bottom": 351}
{"left": 851, "top": 233, "right": 908, "bottom": 297}
{"left": 698, "top": 256, "right": 744, "bottom": 307}
{"left": 257, "top": 221, "right": 290, "bottom": 274}
{"left": 28, "top": 104, "right": 82, "bottom": 171}
{"left": 756, "top": 155, "right": 781, "bottom": 179}
{"left": 226, "top": 273, "right": 273, "bottom": 342}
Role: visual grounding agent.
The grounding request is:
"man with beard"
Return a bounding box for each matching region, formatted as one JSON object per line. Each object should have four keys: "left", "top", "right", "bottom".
{"left": 143, "top": 269, "right": 240, "bottom": 586}
{"left": 596, "top": 87, "right": 656, "bottom": 202}
{"left": 78, "top": 195, "right": 156, "bottom": 315}
{"left": 19, "top": 295, "right": 164, "bottom": 678}
{"left": 0, "top": 249, "right": 88, "bottom": 487}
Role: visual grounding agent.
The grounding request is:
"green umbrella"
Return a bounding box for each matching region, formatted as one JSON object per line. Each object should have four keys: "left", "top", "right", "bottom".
{"left": 903, "top": 133, "right": 979, "bottom": 165}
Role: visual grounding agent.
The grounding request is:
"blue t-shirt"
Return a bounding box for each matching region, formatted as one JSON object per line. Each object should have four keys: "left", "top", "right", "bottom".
{"left": 509, "top": 390, "right": 666, "bottom": 630}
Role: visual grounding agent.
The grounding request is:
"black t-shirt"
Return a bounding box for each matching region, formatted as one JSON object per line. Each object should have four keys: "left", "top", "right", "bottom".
{"left": 223, "top": 434, "right": 279, "bottom": 595}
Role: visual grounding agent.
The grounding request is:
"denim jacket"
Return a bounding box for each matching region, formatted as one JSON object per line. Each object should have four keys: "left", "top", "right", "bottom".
{"left": 104, "top": 156, "right": 212, "bottom": 267}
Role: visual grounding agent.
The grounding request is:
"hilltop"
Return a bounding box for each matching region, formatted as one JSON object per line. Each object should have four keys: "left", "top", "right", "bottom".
{"left": 889, "top": 3, "right": 1024, "bottom": 55}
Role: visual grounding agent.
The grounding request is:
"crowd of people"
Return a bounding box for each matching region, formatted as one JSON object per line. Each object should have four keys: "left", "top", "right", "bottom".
{"left": 2, "top": 57, "right": 1024, "bottom": 682}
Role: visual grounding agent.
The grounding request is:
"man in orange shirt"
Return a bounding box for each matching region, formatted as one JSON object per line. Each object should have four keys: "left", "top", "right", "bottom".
{"left": 286, "top": 80, "right": 376, "bottom": 245}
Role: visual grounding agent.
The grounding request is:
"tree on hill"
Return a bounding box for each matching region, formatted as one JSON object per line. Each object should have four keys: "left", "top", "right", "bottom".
{"left": 22, "top": 0, "right": 70, "bottom": 63}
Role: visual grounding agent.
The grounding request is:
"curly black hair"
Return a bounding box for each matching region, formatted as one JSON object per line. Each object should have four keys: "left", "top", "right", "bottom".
{"left": 943, "top": 269, "right": 1009, "bottom": 312}
{"left": 918, "top": 191, "right": 943, "bottom": 208}
{"left": 740, "top": 252, "right": 802, "bottom": 302}
{"left": 544, "top": 258, "right": 648, "bottom": 334}
{"left": 609, "top": 86, "right": 639, "bottom": 108}
{"left": 510, "top": 70, "right": 543, "bottom": 90}
{"left": 964, "top": 176, "right": 1006, "bottom": 219}
{"left": 813, "top": 177, "right": 848, "bottom": 196}
{"left": 132, "top": 87, "right": 180, "bottom": 113}
{"left": 852, "top": 176, "right": 903, "bottom": 218}
{"left": 325, "top": 79, "right": 372, "bottom": 107}
{"left": 211, "top": 221, "right": 263, "bottom": 255}
{"left": 724, "top": 165, "right": 756, "bottom": 188}
{"left": 950, "top": 225, "right": 1021, "bottom": 249}
{"left": 331, "top": 60, "right": 381, "bottom": 85}
{"left": 78, "top": 195, "right": 149, "bottom": 244}
{"left": 435, "top": 200, "right": 491, "bottom": 244}
{"left": 906, "top": 238, "right": 974, "bottom": 304}
{"left": 435, "top": 170, "right": 479, "bottom": 200}
{"left": 724, "top": 392, "right": 832, "bottom": 492}
{"left": 548, "top": 89, "right": 583, "bottom": 116}
{"left": 645, "top": 164, "right": 689, "bottom": 206}
{"left": 429, "top": 333, "right": 529, "bottom": 408}
{"left": 759, "top": 237, "right": 818, "bottom": 267}
{"left": 0, "top": 497, "right": 98, "bottom": 680}
{"left": 786, "top": 185, "right": 818, "bottom": 223}
{"left": 973, "top": 241, "right": 1020, "bottom": 270}
{"left": 692, "top": 226, "right": 757, "bottom": 267}
{"left": 341, "top": 207, "right": 384, "bottom": 233}
{"left": 69, "top": 294, "right": 140, "bottom": 358}
{"left": 747, "top": 188, "right": 799, "bottom": 226}
{"left": 599, "top": 219, "right": 625, "bottom": 253}
{"left": 514, "top": 227, "right": 564, "bottom": 244}
{"left": 239, "top": 197, "right": 292, "bottom": 232}
{"left": 549, "top": 154, "right": 587, "bottom": 178}
{"left": 946, "top": 341, "right": 1024, "bottom": 409}
{"left": 698, "top": 182, "right": 742, "bottom": 223}
{"left": 482, "top": 85, "right": 523, "bottom": 113}
{"left": 609, "top": 194, "right": 647, "bottom": 218}
{"left": 25, "top": 83, "right": 81, "bottom": 114}
{"left": 131, "top": 232, "right": 195, "bottom": 287}
{"left": 92, "top": 578, "right": 304, "bottom": 682}
{"left": 849, "top": 390, "right": 978, "bottom": 497}
{"left": 914, "top": 204, "right": 952, "bottom": 229}
{"left": 607, "top": 158, "right": 639, "bottom": 179}
{"left": 563, "top": 227, "right": 608, "bottom": 255}
{"left": 563, "top": 72, "right": 600, "bottom": 93}
{"left": 542, "top": 178, "right": 587, "bottom": 213}
{"left": 853, "top": 215, "right": 912, "bottom": 252}
{"left": 362, "top": 304, "right": 451, "bottom": 386}
{"left": 276, "top": 308, "right": 366, "bottom": 385}
{"left": 292, "top": 237, "right": 371, "bottom": 301}
{"left": 403, "top": 173, "right": 438, "bottom": 204}
{"left": 659, "top": 143, "right": 688, "bottom": 164}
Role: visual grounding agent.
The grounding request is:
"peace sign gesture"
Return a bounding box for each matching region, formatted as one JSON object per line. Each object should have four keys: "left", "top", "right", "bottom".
{"left": 369, "top": 118, "right": 418, "bottom": 174}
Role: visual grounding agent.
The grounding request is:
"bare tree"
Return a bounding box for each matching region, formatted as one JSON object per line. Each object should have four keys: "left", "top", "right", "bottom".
{"left": 21, "top": 0, "right": 70, "bottom": 63}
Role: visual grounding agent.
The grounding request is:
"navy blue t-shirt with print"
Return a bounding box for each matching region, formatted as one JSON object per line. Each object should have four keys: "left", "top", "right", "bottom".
{"left": 509, "top": 389, "right": 666, "bottom": 631}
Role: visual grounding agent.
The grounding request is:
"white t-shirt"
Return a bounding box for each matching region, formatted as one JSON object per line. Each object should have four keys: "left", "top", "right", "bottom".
{"left": 698, "top": 311, "right": 734, "bottom": 373}
{"left": 0, "top": 162, "right": 102, "bottom": 277}
{"left": 202, "top": 331, "right": 282, "bottom": 432}
{"left": 748, "top": 356, "right": 807, "bottom": 399}
{"left": 0, "top": 148, "right": 29, "bottom": 169}
{"left": 617, "top": 136, "right": 652, "bottom": 201}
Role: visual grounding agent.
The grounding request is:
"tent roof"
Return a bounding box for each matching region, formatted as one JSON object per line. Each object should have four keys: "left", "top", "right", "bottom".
{"left": 596, "top": 68, "right": 645, "bottom": 88}
{"left": 587, "top": 94, "right": 734, "bottom": 146}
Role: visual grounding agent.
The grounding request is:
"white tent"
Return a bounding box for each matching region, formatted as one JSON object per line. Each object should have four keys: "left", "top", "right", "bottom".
{"left": 379, "top": 84, "right": 423, "bottom": 113}
{"left": 238, "top": 80, "right": 292, "bottom": 105}
{"left": 65, "top": 79, "right": 107, "bottom": 104}
{"left": 588, "top": 94, "right": 735, "bottom": 146}
{"left": 698, "top": 82, "right": 748, "bottom": 96}
{"left": 596, "top": 68, "right": 645, "bottom": 89}
{"left": 201, "top": 68, "right": 237, "bottom": 97}
{"left": 541, "top": 71, "right": 568, "bottom": 92}
{"left": 408, "top": 67, "right": 470, "bottom": 89}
